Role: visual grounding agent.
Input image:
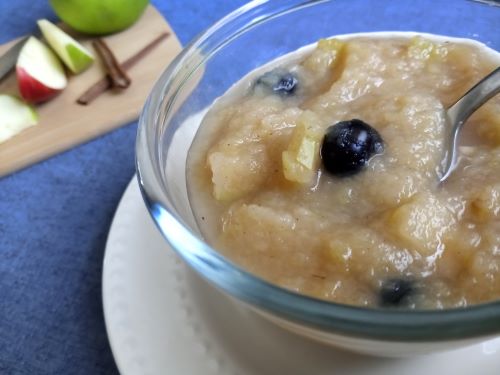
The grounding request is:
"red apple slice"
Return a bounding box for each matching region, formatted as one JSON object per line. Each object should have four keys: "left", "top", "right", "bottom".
{"left": 16, "top": 36, "right": 67, "bottom": 104}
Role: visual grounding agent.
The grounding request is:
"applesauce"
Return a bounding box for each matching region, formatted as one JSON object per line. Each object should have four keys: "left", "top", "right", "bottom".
{"left": 187, "top": 33, "right": 500, "bottom": 309}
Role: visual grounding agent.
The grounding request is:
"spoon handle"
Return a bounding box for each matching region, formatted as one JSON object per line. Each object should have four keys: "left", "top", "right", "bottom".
{"left": 447, "top": 66, "right": 500, "bottom": 125}
{"left": 440, "top": 66, "right": 500, "bottom": 182}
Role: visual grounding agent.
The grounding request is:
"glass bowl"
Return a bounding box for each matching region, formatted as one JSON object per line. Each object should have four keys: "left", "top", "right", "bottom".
{"left": 136, "top": 0, "right": 500, "bottom": 356}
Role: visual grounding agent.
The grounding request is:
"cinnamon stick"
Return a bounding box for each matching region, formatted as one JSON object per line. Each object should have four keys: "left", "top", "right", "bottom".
{"left": 92, "top": 39, "right": 131, "bottom": 89}
{"left": 77, "top": 32, "right": 170, "bottom": 105}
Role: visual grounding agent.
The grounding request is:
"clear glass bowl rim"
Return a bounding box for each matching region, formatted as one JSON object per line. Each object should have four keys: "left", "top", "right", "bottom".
{"left": 136, "top": 0, "right": 500, "bottom": 342}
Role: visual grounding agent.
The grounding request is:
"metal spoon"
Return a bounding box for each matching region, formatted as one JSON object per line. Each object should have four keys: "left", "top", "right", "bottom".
{"left": 439, "top": 67, "right": 500, "bottom": 182}
{"left": 439, "top": 66, "right": 500, "bottom": 182}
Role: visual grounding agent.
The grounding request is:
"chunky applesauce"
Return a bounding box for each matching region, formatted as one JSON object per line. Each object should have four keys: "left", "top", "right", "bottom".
{"left": 187, "top": 33, "right": 500, "bottom": 309}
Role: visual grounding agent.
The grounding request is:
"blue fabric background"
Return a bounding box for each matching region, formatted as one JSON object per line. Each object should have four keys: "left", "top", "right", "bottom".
{"left": 0, "top": 1, "right": 246, "bottom": 373}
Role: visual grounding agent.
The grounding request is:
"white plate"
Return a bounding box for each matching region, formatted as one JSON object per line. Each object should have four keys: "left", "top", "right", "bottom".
{"left": 103, "top": 177, "right": 500, "bottom": 375}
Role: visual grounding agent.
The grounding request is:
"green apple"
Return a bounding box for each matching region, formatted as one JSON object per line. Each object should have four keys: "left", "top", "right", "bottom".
{"left": 49, "top": 0, "right": 150, "bottom": 35}
{"left": 38, "top": 19, "right": 94, "bottom": 74}
{"left": 0, "top": 95, "right": 38, "bottom": 144}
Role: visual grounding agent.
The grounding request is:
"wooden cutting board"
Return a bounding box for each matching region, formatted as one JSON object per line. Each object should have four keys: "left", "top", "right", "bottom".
{"left": 0, "top": 5, "right": 182, "bottom": 178}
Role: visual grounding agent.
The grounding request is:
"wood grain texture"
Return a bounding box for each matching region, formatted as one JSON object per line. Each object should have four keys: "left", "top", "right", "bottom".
{"left": 0, "top": 5, "right": 181, "bottom": 177}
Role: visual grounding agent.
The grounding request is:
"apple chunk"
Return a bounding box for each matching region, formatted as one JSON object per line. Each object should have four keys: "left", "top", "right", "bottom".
{"left": 0, "top": 95, "right": 38, "bottom": 144}
{"left": 16, "top": 37, "right": 67, "bottom": 104}
{"left": 38, "top": 19, "right": 94, "bottom": 74}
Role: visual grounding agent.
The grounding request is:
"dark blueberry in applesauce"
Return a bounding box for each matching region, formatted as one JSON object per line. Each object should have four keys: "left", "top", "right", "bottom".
{"left": 255, "top": 68, "right": 298, "bottom": 95}
{"left": 321, "top": 119, "right": 384, "bottom": 176}
{"left": 380, "top": 279, "right": 414, "bottom": 307}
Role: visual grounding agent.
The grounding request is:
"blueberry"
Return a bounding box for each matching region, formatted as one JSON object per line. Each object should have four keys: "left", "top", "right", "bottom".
{"left": 273, "top": 74, "right": 298, "bottom": 94}
{"left": 255, "top": 69, "right": 298, "bottom": 96}
{"left": 380, "top": 279, "right": 414, "bottom": 307}
{"left": 320, "top": 119, "right": 384, "bottom": 176}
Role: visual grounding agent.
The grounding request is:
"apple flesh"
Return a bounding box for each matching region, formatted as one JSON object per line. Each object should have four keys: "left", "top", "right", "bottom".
{"left": 16, "top": 37, "right": 67, "bottom": 104}
{"left": 38, "top": 19, "right": 94, "bottom": 74}
{"left": 0, "top": 95, "right": 38, "bottom": 144}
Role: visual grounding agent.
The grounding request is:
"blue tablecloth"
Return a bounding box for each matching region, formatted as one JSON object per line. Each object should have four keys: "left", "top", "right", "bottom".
{"left": 0, "top": 1, "right": 246, "bottom": 373}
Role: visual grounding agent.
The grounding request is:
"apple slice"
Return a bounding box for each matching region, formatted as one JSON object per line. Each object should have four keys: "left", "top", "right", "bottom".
{"left": 16, "top": 37, "right": 67, "bottom": 104}
{"left": 0, "top": 95, "right": 38, "bottom": 144}
{"left": 38, "top": 19, "right": 94, "bottom": 74}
